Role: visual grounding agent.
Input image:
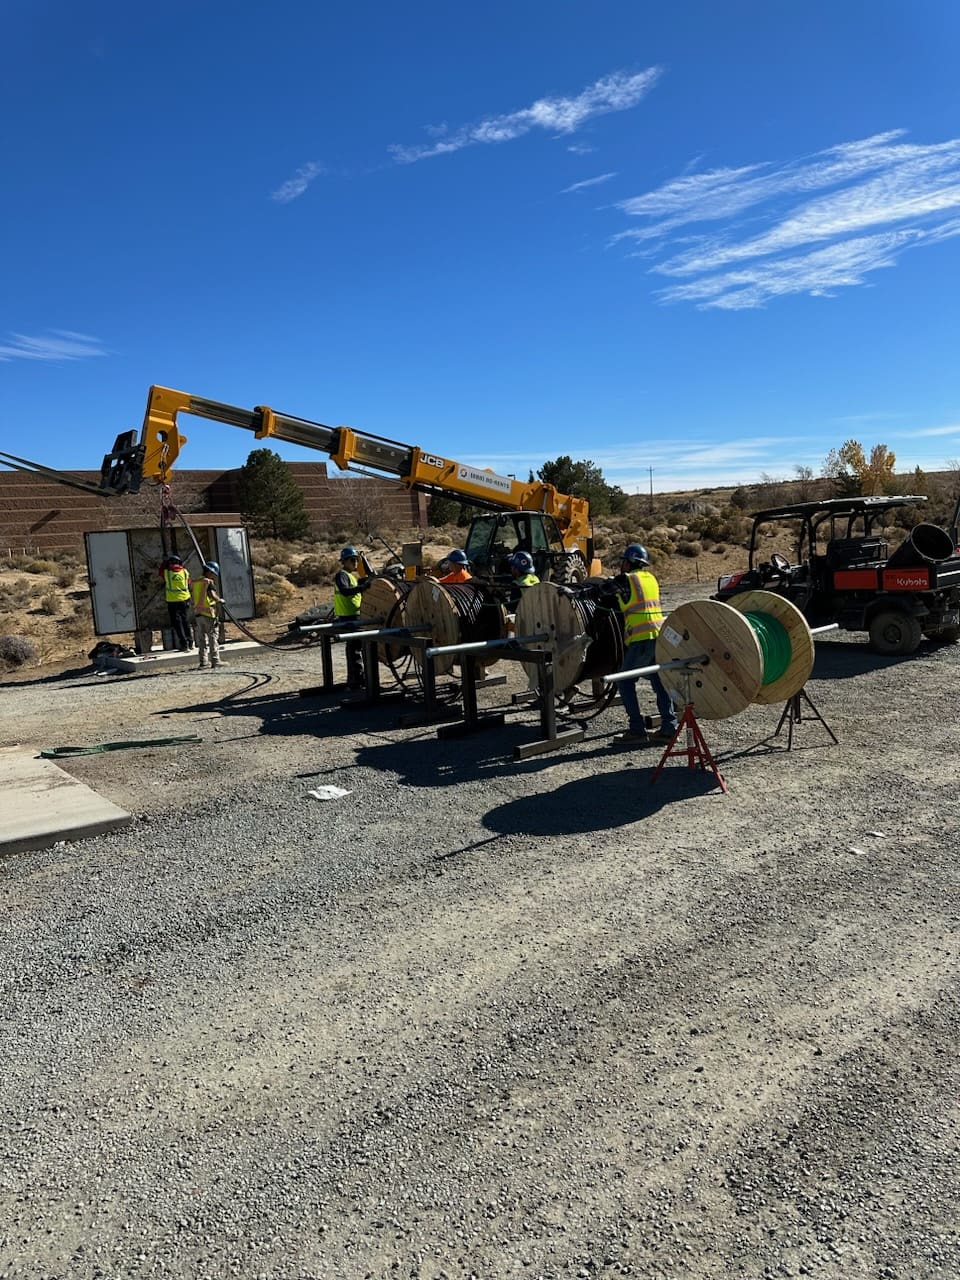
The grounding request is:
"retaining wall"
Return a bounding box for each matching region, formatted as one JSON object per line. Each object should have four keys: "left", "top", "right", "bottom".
{"left": 0, "top": 464, "right": 427, "bottom": 556}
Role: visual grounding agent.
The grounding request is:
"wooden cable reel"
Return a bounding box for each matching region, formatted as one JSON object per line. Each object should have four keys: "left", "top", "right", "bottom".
{"left": 514, "top": 582, "right": 624, "bottom": 701}
{"left": 360, "top": 576, "right": 417, "bottom": 665}
{"left": 654, "top": 590, "right": 815, "bottom": 720}
{"left": 403, "top": 579, "right": 507, "bottom": 677}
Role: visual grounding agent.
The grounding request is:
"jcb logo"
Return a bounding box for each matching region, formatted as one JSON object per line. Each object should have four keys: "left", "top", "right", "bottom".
{"left": 421, "top": 453, "right": 446, "bottom": 469}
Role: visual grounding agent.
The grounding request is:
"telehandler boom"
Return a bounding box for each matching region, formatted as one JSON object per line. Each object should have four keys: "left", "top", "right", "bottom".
{"left": 90, "top": 385, "right": 599, "bottom": 581}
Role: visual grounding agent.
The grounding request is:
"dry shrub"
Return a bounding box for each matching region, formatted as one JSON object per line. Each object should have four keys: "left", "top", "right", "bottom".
{"left": 712, "top": 542, "right": 728, "bottom": 554}
{"left": 0, "top": 580, "right": 34, "bottom": 613}
{"left": 24, "top": 558, "right": 59, "bottom": 575}
{"left": 677, "top": 540, "right": 702, "bottom": 558}
{"left": 55, "top": 567, "right": 76, "bottom": 589}
{"left": 38, "top": 593, "right": 59, "bottom": 616}
{"left": 0, "top": 634, "right": 38, "bottom": 667}
{"left": 256, "top": 587, "right": 296, "bottom": 617}
{"left": 290, "top": 553, "right": 339, "bottom": 586}
{"left": 254, "top": 572, "right": 297, "bottom": 617}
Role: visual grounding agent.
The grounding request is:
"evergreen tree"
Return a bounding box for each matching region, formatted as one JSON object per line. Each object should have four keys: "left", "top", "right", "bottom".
{"left": 536, "top": 455, "right": 627, "bottom": 517}
{"left": 236, "top": 448, "right": 310, "bottom": 539}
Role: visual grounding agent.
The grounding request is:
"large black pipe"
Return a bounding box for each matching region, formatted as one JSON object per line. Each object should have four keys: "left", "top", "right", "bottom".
{"left": 886, "top": 523, "right": 955, "bottom": 568}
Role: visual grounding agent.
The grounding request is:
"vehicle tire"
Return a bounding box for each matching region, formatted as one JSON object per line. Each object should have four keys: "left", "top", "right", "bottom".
{"left": 552, "top": 553, "right": 589, "bottom": 585}
{"left": 868, "top": 609, "right": 923, "bottom": 655}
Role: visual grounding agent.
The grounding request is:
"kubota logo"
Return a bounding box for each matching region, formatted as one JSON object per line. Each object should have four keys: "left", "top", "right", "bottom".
{"left": 884, "top": 571, "right": 928, "bottom": 589}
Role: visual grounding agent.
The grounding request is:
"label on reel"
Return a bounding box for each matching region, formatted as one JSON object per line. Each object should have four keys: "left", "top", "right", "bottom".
{"left": 660, "top": 624, "right": 683, "bottom": 649}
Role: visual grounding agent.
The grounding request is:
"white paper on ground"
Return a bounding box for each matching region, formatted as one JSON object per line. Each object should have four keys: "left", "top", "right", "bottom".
{"left": 308, "top": 786, "right": 353, "bottom": 801}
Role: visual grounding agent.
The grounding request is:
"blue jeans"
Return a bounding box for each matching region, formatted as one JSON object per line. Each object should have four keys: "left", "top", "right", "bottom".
{"left": 619, "top": 638, "right": 678, "bottom": 736}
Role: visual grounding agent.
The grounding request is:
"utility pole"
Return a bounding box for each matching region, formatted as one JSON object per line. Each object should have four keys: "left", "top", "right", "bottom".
{"left": 648, "top": 466, "right": 654, "bottom": 515}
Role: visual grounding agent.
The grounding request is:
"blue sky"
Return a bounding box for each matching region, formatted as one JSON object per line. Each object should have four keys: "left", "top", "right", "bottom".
{"left": 3, "top": 0, "right": 960, "bottom": 496}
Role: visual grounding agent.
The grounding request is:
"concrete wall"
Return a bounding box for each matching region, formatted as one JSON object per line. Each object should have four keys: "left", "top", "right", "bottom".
{"left": 0, "top": 464, "right": 428, "bottom": 556}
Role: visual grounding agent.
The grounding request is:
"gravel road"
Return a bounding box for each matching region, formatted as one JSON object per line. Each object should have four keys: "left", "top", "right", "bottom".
{"left": 3, "top": 584, "right": 960, "bottom": 1279}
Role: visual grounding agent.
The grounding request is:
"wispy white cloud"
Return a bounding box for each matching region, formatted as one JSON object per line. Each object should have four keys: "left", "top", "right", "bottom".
{"left": 463, "top": 435, "right": 795, "bottom": 492}
{"left": 460, "top": 421, "right": 960, "bottom": 491}
{"left": 390, "top": 67, "right": 661, "bottom": 164}
{"left": 271, "top": 161, "right": 324, "bottom": 203}
{"left": 567, "top": 142, "right": 596, "bottom": 156}
{"left": 561, "top": 172, "right": 617, "bottom": 194}
{"left": 912, "top": 421, "right": 960, "bottom": 438}
{"left": 832, "top": 410, "right": 914, "bottom": 424}
{"left": 614, "top": 131, "right": 960, "bottom": 309}
{"left": 0, "top": 330, "right": 108, "bottom": 362}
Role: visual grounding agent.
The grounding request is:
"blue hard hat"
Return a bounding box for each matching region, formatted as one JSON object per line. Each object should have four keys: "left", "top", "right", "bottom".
{"left": 340, "top": 545, "right": 359, "bottom": 561}
{"left": 444, "top": 549, "right": 469, "bottom": 565}
{"left": 510, "top": 550, "right": 534, "bottom": 572}
{"left": 622, "top": 543, "right": 649, "bottom": 567}
{"left": 203, "top": 561, "right": 220, "bottom": 574}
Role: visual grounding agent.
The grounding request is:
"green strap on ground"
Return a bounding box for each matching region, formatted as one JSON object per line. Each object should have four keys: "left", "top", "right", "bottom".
{"left": 40, "top": 735, "right": 201, "bottom": 758}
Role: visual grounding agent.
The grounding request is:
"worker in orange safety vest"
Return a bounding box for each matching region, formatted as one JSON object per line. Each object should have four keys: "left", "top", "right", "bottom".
{"left": 436, "top": 549, "right": 473, "bottom": 584}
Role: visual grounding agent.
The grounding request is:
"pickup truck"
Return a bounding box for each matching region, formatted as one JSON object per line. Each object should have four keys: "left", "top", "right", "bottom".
{"left": 714, "top": 495, "right": 960, "bottom": 654}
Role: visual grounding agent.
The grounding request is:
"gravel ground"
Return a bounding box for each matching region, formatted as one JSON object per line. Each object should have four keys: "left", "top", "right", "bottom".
{"left": 3, "top": 583, "right": 960, "bottom": 1279}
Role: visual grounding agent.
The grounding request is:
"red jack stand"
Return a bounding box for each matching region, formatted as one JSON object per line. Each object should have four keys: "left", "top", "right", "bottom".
{"left": 651, "top": 702, "right": 727, "bottom": 793}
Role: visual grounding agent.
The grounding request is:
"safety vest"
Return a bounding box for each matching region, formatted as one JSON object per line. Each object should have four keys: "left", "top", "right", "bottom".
{"left": 619, "top": 570, "right": 664, "bottom": 644}
{"left": 163, "top": 566, "right": 190, "bottom": 602}
{"left": 516, "top": 573, "right": 539, "bottom": 588}
{"left": 334, "top": 570, "right": 362, "bottom": 618}
{"left": 437, "top": 568, "right": 473, "bottom": 584}
{"left": 191, "top": 579, "right": 218, "bottom": 618}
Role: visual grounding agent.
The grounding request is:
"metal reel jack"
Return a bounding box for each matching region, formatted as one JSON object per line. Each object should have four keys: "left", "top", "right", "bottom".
{"left": 650, "top": 666, "right": 727, "bottom": 794}
{"left": 773, "top": 685, "right": 838, "bottom": 751}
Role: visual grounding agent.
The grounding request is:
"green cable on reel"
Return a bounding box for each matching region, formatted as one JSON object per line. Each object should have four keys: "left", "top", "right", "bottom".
{"left": 742, "top": 611, "right": 792, "bottom": 686}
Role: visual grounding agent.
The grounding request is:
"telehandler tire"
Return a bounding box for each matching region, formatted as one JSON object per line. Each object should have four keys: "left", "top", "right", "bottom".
{"left": 552, "top": 553, "right": 588, "bottom": 585}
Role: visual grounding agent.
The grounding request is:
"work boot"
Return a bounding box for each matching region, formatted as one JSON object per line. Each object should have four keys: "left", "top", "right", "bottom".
{"left": 614, "top": 729, "right": 653, "bottom": 745}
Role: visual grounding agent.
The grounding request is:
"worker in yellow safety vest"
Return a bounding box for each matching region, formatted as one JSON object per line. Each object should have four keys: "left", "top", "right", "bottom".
{"left": 601, "top": 543, "right": 678, "bottom": 746}
{"left": 507, "top": 550, "right": 542, "bottom": 694}
{"left": 507, "top": 550, "right": 539, "bottom": 604}
{"left": 191, "top": 562, "right": 224, "bottom": 670}
{"left": 333, "top": 545, "right": 373, "bottom": 689}
{"left": 159, "top": 553, "right": 194, "bottom": 651}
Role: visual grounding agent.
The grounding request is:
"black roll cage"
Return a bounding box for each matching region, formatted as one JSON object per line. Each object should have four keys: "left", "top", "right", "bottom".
{"left": 746, "top": 495, "right": 929, "bottom": 569}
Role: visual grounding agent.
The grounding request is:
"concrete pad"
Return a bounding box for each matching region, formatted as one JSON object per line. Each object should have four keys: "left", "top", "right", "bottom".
{"left": 0, "top": 746, "right": 132, "bottom": 857}
{"left": 104, "top": 640, "right": 263, "bottom": 674}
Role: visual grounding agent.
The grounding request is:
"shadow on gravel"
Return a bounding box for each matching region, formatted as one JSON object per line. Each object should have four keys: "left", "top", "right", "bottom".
{"left": 157, "top": 678, "right": 413, "bottom": 741}
{"left": 1, "top": 664, "right": 100, "bottom": 687}
{"left": 482, "top": 766, "right": 717, "bottom": 834}
{"left": 811, "top": 638, "right": 949, "bottom": 681}
{"left": 351, "top": 719, "right": 593, "bottom": 785}
{"left": 352, "top": 726, "right": 723, "bottom": 804}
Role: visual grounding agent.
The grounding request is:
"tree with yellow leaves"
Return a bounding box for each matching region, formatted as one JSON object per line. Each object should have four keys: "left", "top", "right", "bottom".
{"left": 822, "top": 440, "right": 897, "bottom": 496}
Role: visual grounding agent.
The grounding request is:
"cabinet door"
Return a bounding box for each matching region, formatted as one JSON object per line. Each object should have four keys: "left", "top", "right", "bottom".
{"left": 214, "top": 527, "right": 255, "bottom": 620}
{"left": 84, "top": 532, "right": 135, "bottom": 635}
